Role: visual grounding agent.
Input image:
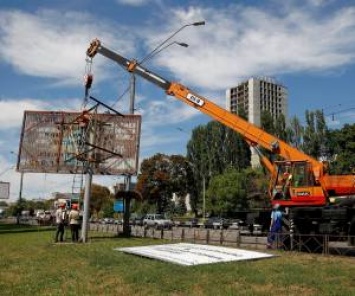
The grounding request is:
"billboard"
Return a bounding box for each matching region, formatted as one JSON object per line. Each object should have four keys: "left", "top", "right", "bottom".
{"left": 17, "top": 111, "right": 141, "bottom": 175}
{"left": 0, "top": 182, "right": 10, "bottom": 199}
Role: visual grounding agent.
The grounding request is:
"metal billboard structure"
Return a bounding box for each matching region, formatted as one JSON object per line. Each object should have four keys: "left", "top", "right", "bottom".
{"left": 0, "top": 182, "right": 10, "bottom": 199}
{"left": 17, "top": 110, "right": 141, "bottom": 175}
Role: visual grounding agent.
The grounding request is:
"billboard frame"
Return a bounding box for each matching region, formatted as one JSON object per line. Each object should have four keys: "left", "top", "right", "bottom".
{"left": 17, "top": 110, "right": 141, "bottom": 176}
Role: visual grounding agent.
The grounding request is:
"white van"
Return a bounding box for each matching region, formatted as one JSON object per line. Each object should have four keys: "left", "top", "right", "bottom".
{"left": 143, "top": 214, "right": 173, "bottom": 229}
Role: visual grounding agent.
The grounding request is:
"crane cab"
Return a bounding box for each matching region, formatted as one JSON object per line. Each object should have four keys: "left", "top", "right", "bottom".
{"left": 271, "top": 160, "right": 327, "bottom": 207}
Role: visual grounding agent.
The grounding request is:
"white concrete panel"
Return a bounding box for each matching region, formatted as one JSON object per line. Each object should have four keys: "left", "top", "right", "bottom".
{"left": 116, "top": 243, "right": 275, "bottom": 266}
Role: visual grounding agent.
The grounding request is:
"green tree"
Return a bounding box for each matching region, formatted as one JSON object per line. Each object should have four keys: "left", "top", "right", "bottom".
{"left": 261, "top": 110, "right": 275, "bottom": 136}
{"left": 287, "top": 116, "right": 303, "bottom": 148}
{"left": 89, "top": 183, "right": 111, "bottom": 216}
{"left": 328, "top": 123, "right": 355, "bottom": 174}
{"left": 136, "top": 154, "right": 192, "bottom": 214}
{"left": 274, "top": 113, "right": 288, "bottom": 141}
{"left": 206, "top": 166, "right": 270, "bottom": 217}
{"left": 186, "top": 121, "right": 250, "bottom": 215}
{"left": 302, "top": 110, "right": 329, "bottom": 159}
{"left": 0, "top": 201, "right": 8, "bottom": 207}
{"left": 206, "top": 167, "right": 248, "bottom": 216}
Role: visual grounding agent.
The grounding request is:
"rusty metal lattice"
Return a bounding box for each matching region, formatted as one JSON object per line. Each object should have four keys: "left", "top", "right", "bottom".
{"left": 17, "top": 111, "right": 141, "bottom": 175}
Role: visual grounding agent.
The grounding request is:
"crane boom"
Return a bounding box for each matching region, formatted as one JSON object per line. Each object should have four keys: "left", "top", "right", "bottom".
{"left": 87, "top": 39, "right": 322, "bottom": 175}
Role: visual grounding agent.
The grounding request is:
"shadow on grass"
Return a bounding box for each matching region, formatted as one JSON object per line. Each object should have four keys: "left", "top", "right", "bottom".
{"left": 0, "top": 223, "right": 55, "bottom": 235}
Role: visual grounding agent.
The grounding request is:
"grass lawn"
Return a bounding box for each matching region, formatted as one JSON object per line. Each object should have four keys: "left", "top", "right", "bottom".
{"left": 0, "top": 223, "right": 354, "bottom": 296}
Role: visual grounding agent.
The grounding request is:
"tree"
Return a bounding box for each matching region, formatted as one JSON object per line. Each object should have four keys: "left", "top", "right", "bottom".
{"left": 0, "top": 201, "right": 8, "bottom": 207}
{"left": 206, "top": 167, "right": 248, "bottom": 216}
{"left": 287, "top": 116, "right": 303, "bottom": 148}
{"left": 328, "top": 123, "right": 355, "bottom": 174}
{"left": 186, "top": 121, "right": 250, "bottom": 214}
{"left": 205, "top": 166, "right": 270, "bottom": 217}
{"left": 302, "top": 110, "right": 329, "bottom": 159}
{"left": 136, "top": 153, "right": 192, "bottom": 214}
{"left": 89, "top": 183, "right": 111, "bottom": 216}
{"left": 261, "top": 110, "right": 275, "bottom": 136}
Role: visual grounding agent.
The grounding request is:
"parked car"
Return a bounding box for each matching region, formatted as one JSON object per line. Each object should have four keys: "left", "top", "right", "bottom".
{"left": 185, "top": 218, "right": 199, "bottom": 228}
{"left": 143, "top": 213, "right": 173, "bottom": 229}
{"left": 36, "top": 211, "right": 54, "bottom": 226}
{"left": 114, "top": 219, "right": 123, "bottom": 225}
{"left": 204, "top": 217, "right": 231, "bottom": 229}
{"left": 102, "top": 218, "right": 115, "bottom": 224}
{"left": 204, "top": 217, "right": 221, "bottom": 229}
{"left": 130, "top": 214, "right": 145, "bottom": 226}
{"left": 228, "top": 219, "right": 262, "bottom": 235}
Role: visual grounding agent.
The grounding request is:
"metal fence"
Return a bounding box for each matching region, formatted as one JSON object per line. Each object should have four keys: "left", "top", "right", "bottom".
{"left": 88, "top": 223, "right": 355, "bottom": 256}
{"left": 13, "top": 218, "right": 355, "bottom": 256}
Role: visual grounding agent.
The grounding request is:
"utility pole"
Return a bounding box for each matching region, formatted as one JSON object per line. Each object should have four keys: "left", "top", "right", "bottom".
{"left": 122, "top": 73, "right": 136, "bottom": 237}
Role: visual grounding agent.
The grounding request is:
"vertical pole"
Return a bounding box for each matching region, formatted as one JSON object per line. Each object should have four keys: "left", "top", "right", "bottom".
{"left": 81, "top": 129, "right": 94, "bottom": 243}
{"left": 19, "top": 172, "right": 24, "bottom": 202}
{"left": 129, "top": 74, "right": 136, "bottom": 114}
{"left": 123, "top": 176, "right": 131, "bottom": 236}
{"left": 81, "top": 169, "right": 92, "bottom": 243}
{"left": 203, "top": 176, "right": 206, "bottom": 219}
{"left": 122, "top": 73, "right": 136, "bottom": 236}
{"left": 17, "top": 171, "right": 24, "bottom": 224}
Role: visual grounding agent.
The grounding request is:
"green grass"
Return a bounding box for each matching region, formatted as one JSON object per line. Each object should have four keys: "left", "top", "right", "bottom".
{"left": 0, "top": 223, "right": 354, "bottom": 296}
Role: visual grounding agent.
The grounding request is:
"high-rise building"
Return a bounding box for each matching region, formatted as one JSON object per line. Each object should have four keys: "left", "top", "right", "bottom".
{"left": 226, "top": 77, "right": 288, "bottom": 167}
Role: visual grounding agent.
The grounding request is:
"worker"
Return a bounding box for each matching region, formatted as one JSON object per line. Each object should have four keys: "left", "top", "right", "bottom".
{"left": 55, "top": 203, "right": 66, "bottom": 243}
{"left": 68, "top": 204, "right": 80, "bottom": 243}
{"left": 267, "top": 203, "right": 283, "bottom": 249}
{"left": 282, "top": 172, "right": 292, "bottom": 199}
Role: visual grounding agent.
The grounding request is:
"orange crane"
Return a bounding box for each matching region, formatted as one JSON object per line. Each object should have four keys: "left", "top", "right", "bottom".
{"left": 86, "top": 38, "right": 355, "bottom": 242}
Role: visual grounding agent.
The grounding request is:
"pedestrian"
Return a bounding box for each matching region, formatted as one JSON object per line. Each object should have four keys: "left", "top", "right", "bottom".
{"left": 69, "top": 204, "right": 80, "bottom": 243}
{"left": 267, "top": 203, "right": 282, "bottom": 249}
{"left": 55, "top": 203, "right": 66, "bottom": 243}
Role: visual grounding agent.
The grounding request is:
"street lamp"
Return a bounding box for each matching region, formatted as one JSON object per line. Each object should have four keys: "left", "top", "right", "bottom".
{"left": 138, "top": 20, "right": 205, "bottom": 64}
{"left": 121, "top": 21, "right": 204, "bottom": 236}
{"left": 11, "top": 151, "right": 24, "bottom": 224}
{"left": 139, "top": 41, "right": 189, "bottom": 65}
{"left": 11, "top": 151, "right": 24, "bottom": 202}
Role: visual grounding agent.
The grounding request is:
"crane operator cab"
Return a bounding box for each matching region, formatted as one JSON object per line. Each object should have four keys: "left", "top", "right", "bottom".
{"left": 271, "top": 161, "right": 325, "bottom": 206}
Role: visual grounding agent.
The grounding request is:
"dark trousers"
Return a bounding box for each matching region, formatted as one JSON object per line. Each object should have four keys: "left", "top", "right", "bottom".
{"left": 267, "top": 225, "right": 281, "bottom": 245}
{"left": 55, "top": 223, "right": 65, "bottom": 242}
{"left": 70, "top": 224, "right": 79, "bottom": 242}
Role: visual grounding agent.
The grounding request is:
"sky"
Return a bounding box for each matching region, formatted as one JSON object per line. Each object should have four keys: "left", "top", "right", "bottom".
{"left": 1, "top": 0, "right": 355, "bottom": 202}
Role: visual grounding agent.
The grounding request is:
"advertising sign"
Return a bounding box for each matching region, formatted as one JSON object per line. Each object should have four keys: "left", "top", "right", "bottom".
{"left": 113, "top": 200, "right": 124, "bottom": 213}
{"left": 17, "top": 111, "right": 141, "bottom": 175}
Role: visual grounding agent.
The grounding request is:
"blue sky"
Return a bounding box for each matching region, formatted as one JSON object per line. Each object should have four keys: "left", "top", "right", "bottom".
{"left": 1, "top": 0, "right": 355, "bottom": 202}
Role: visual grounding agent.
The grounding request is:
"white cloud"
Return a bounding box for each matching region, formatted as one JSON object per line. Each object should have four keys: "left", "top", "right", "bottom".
{"left": 0, "top": 9, "right": 135, "bottom": 86}
{"left": 116, "top": 0, "right": 153, "bottom": 6}
{"left": 144, "top": 4, "right": 355, "bottom": 90}
{"left": 0, "top": 97, "right": 83, "bottom": 130}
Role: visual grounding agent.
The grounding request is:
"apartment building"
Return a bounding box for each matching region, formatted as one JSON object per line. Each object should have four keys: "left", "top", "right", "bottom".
{"left": 226, "top": 77, "right": 288, "bottom": 167}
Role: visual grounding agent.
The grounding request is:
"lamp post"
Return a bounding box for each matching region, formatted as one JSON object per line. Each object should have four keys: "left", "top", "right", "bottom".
{"left": 11, "top": 152, "right": 23, "bottom": 199}
{"left": 11, "top": 151, "right": 24, "bottom": 224}
{"left": 120, "top": 22, "right": 204, "bottom": 236}
{"left": 139, "top": 41, "right": 189, "bottom": 65}
{"left": 138, "top": 21, "right": 205, "bottom": 65}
